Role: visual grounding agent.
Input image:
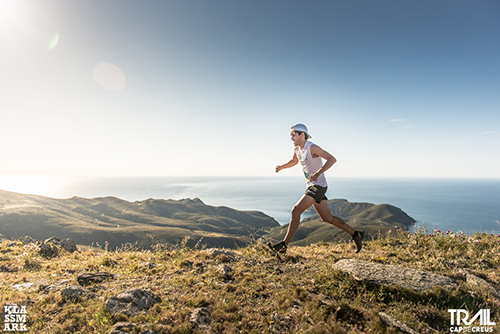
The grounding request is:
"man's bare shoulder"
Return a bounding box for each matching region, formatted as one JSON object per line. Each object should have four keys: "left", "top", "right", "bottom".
{"left": 309, "top": 143, "right": 323, "bottom": 152}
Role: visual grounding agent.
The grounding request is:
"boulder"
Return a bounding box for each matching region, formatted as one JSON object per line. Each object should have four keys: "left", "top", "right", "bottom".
{"left": 190, "top": 307, "right": 211, "bottom": 329}
{"left": 10, "top": 282, "right": 34, "bottom": 291}
{"left": 44, "top": 236, "right": 61, "bottom": 244}
{"left": 106, "top": 289, "right": 161, "bottom": 316}
{"left": 379, "top": 312, "right": 418, "bottom": 334}
{"left": 108, "top": 322, "right": 159, "bottom": 334}
{"left": 60, "top": 238, "right": 78, "bottom": 253}
{"left": 61, "top": 285, "right": 98, "bottom": 301}
{"left": 19, "top": 235, "right": 36, "bottom": 245}
{"left": 217, "top": 264, "right": 232, "bottom": 279}
{"left": 108, "top": 322, "right": 134, "bottom": 334}
{"left": 77, "top": 272, "right": 114, "bottom": 286}
{"left": 333, "top": 259, "right": 458, "bottom": 292}
{"left": 459, "top": 269, "right": 500, "bottom": 300}
{"left": 203, "top": 248, "right": 236, "bottom": 260}
{"left": 39, "top": 243, "right": 59, "bottom": 258}
{"left": 39, "top": 279, "right": 74, "bottom": 293}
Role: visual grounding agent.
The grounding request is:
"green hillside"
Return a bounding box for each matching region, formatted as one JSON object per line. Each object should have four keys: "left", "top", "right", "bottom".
{"left": 0, "top": 190, "right": 418, "bottom": 250}
{"left": 266, "top": 199, "right": 416, "bottom": 246}
{"left": 0, "top": 190, "right": 279, "bottom": 250}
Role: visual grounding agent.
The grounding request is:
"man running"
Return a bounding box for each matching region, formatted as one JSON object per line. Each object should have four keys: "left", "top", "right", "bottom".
{"left": 269, "top": 123, "right": 364, "bottom": 254}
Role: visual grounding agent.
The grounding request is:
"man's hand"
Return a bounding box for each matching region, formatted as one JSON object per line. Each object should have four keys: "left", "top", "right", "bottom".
{"left": 275, "top": 165, "right": 282, "bottom": 173}
{"left": 309, "top": 171, "right": 320, "bottom": 182}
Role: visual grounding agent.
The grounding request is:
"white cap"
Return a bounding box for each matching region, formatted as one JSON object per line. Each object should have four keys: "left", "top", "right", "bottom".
{"left": 291, "top": 123, "right": 311, "bottom": 138}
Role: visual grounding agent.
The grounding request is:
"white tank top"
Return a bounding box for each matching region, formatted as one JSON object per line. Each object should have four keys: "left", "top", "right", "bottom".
{"left": 295, "top": 141, "right": 327, "bottom": 187}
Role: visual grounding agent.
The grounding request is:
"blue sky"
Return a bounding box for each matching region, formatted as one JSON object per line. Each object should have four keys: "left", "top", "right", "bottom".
{"left": 1, "top": 0, "right": 499, "bottom": 178}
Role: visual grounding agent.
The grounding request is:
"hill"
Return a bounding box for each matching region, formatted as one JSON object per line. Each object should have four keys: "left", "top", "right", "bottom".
{"left": 0, "top": 190, "right": 418, "bottom": 250}
{"left": 265, "top": 199, "right": 416, "bottom": 246}
{"left": 1, "top": 230, "right": 498, "bottom": 333}
{"left": 0, "top": 189, "right": 279, "bottom": 250}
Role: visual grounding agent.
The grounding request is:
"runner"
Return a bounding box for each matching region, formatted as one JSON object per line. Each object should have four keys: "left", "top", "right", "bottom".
{"left": 269, "top": 123, "right": 364, "bottom": 254}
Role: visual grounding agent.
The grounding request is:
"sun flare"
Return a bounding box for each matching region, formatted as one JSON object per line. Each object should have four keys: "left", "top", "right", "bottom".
{"left": 0, "top": 176, "right": 63, "bottom": 196}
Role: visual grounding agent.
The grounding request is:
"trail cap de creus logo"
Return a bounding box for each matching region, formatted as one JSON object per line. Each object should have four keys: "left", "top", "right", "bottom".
{"left": 3, "top": 304, "right": 28, "bottom": 332}
{"left": 448, "top": 309, "right": 496, "bottom": 333}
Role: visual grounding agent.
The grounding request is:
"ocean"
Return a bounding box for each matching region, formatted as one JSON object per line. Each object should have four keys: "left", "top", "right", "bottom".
{"left": 1, "top": 176, "right": 499, "bottom": 235}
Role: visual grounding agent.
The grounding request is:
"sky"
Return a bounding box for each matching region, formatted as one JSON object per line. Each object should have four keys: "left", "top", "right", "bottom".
{"left": 1, "top": 0, "right": 499, "bottom": 179}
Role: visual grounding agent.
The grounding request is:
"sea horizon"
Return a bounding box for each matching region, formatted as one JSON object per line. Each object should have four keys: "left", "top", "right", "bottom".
{"left": 1, "top": 175, "right": 499, "bottom": 236}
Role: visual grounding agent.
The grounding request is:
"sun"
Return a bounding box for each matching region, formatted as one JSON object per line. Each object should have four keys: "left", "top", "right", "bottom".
{"left": 0, "top": 176, "right": 59, "bottom": 196}
{"left": 0, "top": 0, "right": 19, "bottom": 22}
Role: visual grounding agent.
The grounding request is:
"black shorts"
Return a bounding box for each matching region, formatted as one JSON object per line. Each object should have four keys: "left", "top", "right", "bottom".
{"left": 305, "top": 185, "right": 328, "bottom": 204}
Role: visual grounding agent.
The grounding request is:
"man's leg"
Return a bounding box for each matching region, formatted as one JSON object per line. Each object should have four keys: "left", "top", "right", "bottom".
{"left": 313, "top": 200, "right": 355, "bottom": 235}
{"left": 283, "top": 194, "right": 316, "bottom": 245}
{"left": 313, "top": 200, "right": 364, "bottom": 253}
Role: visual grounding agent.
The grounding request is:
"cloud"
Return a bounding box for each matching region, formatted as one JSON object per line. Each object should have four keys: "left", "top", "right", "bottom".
{"left": 390, "top": 119, "right": 404, "bottom": 123}
{"left": 483, "top": 131, "right": 496, "bottom": 134}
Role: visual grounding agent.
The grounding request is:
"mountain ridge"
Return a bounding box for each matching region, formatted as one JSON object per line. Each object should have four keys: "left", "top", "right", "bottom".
{"left": 0, "top": 189, "right": 415, "bottom": 249}
{"left": 0, "top": 189, "right": 279, "bottom": 250}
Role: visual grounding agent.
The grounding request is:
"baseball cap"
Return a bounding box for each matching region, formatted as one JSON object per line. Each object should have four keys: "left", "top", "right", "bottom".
{"left": 291, "top": 123, "right": 312, "bottom": 138}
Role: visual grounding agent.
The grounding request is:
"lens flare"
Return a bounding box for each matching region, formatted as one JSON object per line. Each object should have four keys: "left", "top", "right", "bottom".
{"left": 93, "top": 62, "right": 127, "bottom": 91}
{"left": 46, "top": 32, "right": 59, "bottom": 50}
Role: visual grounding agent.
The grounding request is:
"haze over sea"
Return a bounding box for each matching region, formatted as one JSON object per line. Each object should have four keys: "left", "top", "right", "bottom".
{"left": 2, "top": 176, "right": 499, "bottom": 236}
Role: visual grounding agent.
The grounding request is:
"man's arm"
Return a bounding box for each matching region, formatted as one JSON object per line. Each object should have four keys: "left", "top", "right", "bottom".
{"left": 276, "top": 150, "right": 298, "bottom": 173}
{"left": 309, "top": 145, "right": 337, "bottom": 181}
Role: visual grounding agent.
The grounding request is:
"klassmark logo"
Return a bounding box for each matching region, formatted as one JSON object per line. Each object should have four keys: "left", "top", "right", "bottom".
{"left": 448, "top": 309, "right": 496, "bottom": 333}
{"left": 3, "top": 304, "right": 28, "bottom": 332}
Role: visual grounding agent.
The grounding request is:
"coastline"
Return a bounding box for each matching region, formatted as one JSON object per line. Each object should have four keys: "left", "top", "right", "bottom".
{"left": 0, "top": 176, "right": 499, "bottom": 235}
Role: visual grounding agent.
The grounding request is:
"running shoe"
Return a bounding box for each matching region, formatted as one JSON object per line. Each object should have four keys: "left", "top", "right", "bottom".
{"left": 267, "top": 241, "right": 287, "bottom": 255}
{"left": 352, "top": 230, "right": 364, "bottom": 253}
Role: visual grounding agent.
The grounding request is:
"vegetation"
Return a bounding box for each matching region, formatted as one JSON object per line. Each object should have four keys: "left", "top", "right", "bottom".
{"left": 0, "top": 190, "right": 417, "bottom": 251}
{"left": 265, "top": 199, "right": 416, "bottom": 246}
{"left": 1, "top": 228, "right": 499, "bottom": 333}
{"left": 0, "top": 190, "right": 280, "bottom": 250}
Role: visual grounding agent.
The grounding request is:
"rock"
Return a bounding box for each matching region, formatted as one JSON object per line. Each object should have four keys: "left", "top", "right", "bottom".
{"left": 217, "top": 264, "right": 232, "bottom": 279}
{"left": 39, "top": 279, "right": 73, "bottom": 293}
{"left": 333, "top": 259, "right": 458, "bottom": 292}
{"left": 106, "top": 289, "right": 161, "bottom": 316}
{"left": 60, "top": 238, "right": 78, "bottom": 253}
{"left": 61, "top": 285, "right": 98, "bottom": 301}
{"left": 77, "top": 272, "right": 114, "bottom": 286}
{"left": 138, "top": 261, "right": 156, "bottom": 270}
{"left": 39, "top": 243, "right": 59, "bottom": 258}
{"left": 19, "top": 235, "right": 36, "bottom": 245}
{"left": 108, "top": 322, "right": 135, "bottom": 334}
{"left": 10, "top": 282, "right": 34, "bottom": 291}
{"left": 109, "top": 323, "right": 133, "bottom": 333}
{"left": 203, "top": 248, "right": 236, "bottom": 260}
{"left": 41, "top": 236, "right": 77, "bottom": 253}
{"left": 379, "top": 312, "right": 418, "bottom": 334}
{"left": 462, "top": 270, "right": 500, "bottom": 300}
{"left": 44, "top": 236, "right": 61, "bottom": 245}
{"left": 108, "top": 322, "right": 159, "bottom": 334}
{"left": 308, "top": 291, "right": 334, "bottom": 306}
{"left": 190, "top": 307, "right": 211, "bottom": 329}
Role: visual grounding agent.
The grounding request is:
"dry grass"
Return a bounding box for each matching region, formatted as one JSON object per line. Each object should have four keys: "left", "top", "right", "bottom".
{"left": 1, "top": 229, "right": 499, "bottom": 333}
